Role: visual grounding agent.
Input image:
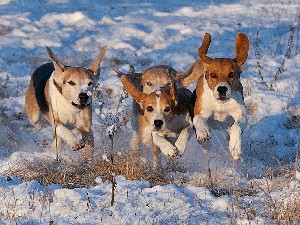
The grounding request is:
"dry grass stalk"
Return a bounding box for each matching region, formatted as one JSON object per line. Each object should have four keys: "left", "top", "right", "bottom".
{"left": 4, "top": 150, "right": 169, "bottom": 188}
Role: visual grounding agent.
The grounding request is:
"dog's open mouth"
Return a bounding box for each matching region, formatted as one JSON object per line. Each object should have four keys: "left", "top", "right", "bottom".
{"left": 217, "top": 93, "right": 229, "bottom": 101}
{"left": 71, "top": 102, "right": 90, "bottom": 109}
{"left": 217, "top": 96, "right": 228, "bottom": 101}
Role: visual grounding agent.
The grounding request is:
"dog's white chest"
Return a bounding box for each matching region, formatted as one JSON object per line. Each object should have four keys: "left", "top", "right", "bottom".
{"left": 201, "top": 80, "right": 245, "bottom": 129}
{"left": 140, "top": 112, "right": 191, "bottom": 147}
{"left": 55, "top": 107, "right": 79, "bottom": 124}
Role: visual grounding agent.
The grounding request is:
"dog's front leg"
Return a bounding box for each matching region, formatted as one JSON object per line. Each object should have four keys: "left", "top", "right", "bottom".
{"left": 175, "top": 126, "right": 193, "bottom": 155}
{"left": 152, "top": 132, "right": 177, "bottom": 157}
{"left": 228, "top": 106, "right": 246, "bottom": 160}
{"left": 193, "top": 115, "right": 211, "bottom": 142}
{"left": 54, "top": 124, "right": 83, "bottom": 151}
{"left": 227, "top": 122, "right": 242, "bottom": 161}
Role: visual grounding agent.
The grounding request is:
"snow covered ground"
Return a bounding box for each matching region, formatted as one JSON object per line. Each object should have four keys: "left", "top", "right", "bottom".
{"left": 0, "top": 0, "right": 299, "bottom": 224}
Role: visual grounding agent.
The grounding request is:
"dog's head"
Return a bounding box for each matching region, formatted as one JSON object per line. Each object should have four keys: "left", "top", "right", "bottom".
{"left": 114, "top": 65, "right": 176, "bottom": 94}
{"left": 45, "top": 46, "right": 107, "bottom": 109}
{"left": 121, "top": 75, "right": 177, "bottom": 132}
{"left": 198, "top": 32, "right": 249, "bottom": 101}
{"left": 141, "top": 66, "right": 176, "bottom": 94}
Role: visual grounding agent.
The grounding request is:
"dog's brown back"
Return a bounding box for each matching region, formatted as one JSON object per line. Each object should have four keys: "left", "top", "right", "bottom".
{"left": 25, "top": 63, "right": 55, "bottom": 129}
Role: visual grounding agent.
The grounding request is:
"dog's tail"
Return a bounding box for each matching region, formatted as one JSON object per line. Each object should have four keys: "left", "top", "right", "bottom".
{"left": 176, "top": 33, "right": 211, "bottom": 87}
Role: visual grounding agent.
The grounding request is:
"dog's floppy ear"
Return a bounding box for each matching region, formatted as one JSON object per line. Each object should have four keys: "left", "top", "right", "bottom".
{"left": 198, "top": 32, "right": 211, "bottom": 56}
{"left": 89, "top": 45, "right": 108, "bottom": 78}
{"left": 235, "top": 32, "right": 249, "bottom": 66}
{"left": 121, "top": 75, "right": 146, "bottom": 104}
{"left": 112, "top": 67, "right": 125, "bottom": 78}
{"left": 198, "top": 33, "right": 213, "bottom": 65}
{"left": 45, "top": 46, "right": 66, "bottom": 86}
{"left": 176, "top": 32, "right": 211, "bottom": 82}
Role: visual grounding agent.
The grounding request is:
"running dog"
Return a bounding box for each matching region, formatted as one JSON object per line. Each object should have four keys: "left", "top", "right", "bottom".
{"left": 25, "top": 45, "right": 107, "bottom": 159}
{"left": 114, "top": 65, "right": 177, "bottom": 153}
{"left": 120, "top": 75, "right": 193, "bottom": 170}
{"left": 190, "top": 32, "right": 249, "bottom": 160}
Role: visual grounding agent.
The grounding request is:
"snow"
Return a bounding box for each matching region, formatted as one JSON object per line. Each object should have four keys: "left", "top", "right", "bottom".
{"left": 0, "top": 0, "right": 299, "bottom": 224}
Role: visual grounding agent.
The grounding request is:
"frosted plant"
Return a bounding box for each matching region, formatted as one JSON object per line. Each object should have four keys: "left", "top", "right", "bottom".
{"left": 93, "top": 81, "right": 128, "bottom": 139}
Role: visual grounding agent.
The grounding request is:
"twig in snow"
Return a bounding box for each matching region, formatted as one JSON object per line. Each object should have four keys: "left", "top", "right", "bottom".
{"left": 254, "top": 31, "right": 268, "bottom": 89}
{"left": 270, "top": 26, "right": 295, "bottom": 90}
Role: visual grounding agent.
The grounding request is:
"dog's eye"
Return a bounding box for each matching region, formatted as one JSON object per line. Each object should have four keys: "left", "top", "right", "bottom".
{"left": 68, "top": 81, "right": 76, "bottom": 86}
{"left": 228, "top": 72, "right": 235, "bottom": 78}
{"left": 146, "top": 106, "right": 154, "bottom": 112}
{"left": 164, "top": 106, "right": 171, "bottom": 112}
{"left": 146, "top": 82, "right": 152, "bottom": 86}
{"left": 88, "top": 82, "right": 93, "bottom": 86}
{"left": 210, "top": 73, "right": 217, "bottom": 78}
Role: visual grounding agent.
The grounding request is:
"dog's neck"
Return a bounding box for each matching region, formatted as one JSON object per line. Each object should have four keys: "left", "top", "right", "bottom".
{"left": 53, "top": 79, "right": 62, "bottom": 94}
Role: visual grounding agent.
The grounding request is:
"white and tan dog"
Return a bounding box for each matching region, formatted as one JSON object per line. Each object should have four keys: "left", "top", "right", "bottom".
{"left": 190, "top": 32, "right": 250, "bottom": 160}
{"left": 120, "top": 75, "right": 193, "bottom": 170}
{"left": 114, "top": 65, "right": 177, "bottom": 153}
{"left": 25, "top": 46, "right": 107, "bottom": 159}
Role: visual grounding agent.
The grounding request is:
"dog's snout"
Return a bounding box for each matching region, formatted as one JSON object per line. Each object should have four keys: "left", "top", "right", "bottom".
{"left": 79, "top": 93, "right": 89, "bottom": 104}
{"left": 217, "top": 86, "right": 228, "bottom": 95}
{"left": 154, "top": 120, "right": 164, "bottom": 129}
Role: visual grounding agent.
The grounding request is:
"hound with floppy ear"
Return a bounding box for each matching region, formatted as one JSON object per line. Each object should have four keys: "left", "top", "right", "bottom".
{"left": 114, "top": 65, "right": 178, "bottom": 154}
{"left": 120, "top": 75, "right": 193, "bottom": 170}
{"left": 191, "top": 32, "right": 249, "bottom": 160}
{"left": 25, "top": 45, "right": 107, "bottom": 159}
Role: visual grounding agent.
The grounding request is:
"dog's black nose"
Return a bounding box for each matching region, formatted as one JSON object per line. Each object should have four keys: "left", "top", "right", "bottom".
{"left": 154, "top": 120, "right": 164, "bottom": 129}
{"left": 217, "top": 86, "right": 228, "bottom": 95}
{"left": 79, "top": 93, "right": 89, "bottom": 104}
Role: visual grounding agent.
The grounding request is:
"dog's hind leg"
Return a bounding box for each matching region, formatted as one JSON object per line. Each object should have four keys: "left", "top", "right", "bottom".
{"left": 28, "top": 111, "right": 43, "bottom": 130}
{"left": 199, "top": 139, "right": 211, "bottom": 155}
{"left": 80, "top": 129, "right": 94, "bottom": 160}
{"left": 151, "top": 142, "right": 162, "bottom": 172}
{"left": 130, "top": 100, "right": 140, "bottom": 154}
{"left": 25, "top": 83, "right": 43, "bottom": 129}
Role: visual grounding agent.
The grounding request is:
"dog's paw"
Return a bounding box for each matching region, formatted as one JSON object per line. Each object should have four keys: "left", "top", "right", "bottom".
{"left": 72, "top": 142, "right": 85, "bottom": 151}
{"left": 160, "top": 145, "right": 177, "bottom": 158}
{"left": 171, "top": 150, "right": 182, "bottom": 160}
{"left": 196, "top": 127, "right": 211, "bottom": 142}
{"left": 199, "top": 140, "right": 211, "bottom": 155}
